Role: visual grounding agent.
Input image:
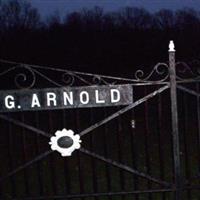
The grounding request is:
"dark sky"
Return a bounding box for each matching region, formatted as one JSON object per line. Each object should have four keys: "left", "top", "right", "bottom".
{"left": 30, "top": 0, "right": 200, "bottom": 18}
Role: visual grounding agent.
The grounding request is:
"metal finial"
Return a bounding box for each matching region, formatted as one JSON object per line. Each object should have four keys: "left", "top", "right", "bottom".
{"left": 169, "top": 40, "right": 175, "bottom": 52}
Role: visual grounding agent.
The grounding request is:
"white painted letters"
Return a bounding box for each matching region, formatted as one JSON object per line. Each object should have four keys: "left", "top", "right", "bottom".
{"left": 5, "top": 95, "right": 15, "bottom": 109}
{"left": 80, "top": 91, "right": 89, "bottom": 104}
{"left": 31, "top": 94, "right": 41, "bottom": 108}
{"left": 95, "top": 90, "right": 105, "bottom": 104}
{"left": 111, "top": 89, "right": 120, "bottom": 103}
{"left": 63, "top": 92, "right": 73, "bottom": 105}
{"left": 0, "top": 85, "right": 132, "bottom": 112}
{"left": 47, "top": 92, "right": 57, "bottom": 106}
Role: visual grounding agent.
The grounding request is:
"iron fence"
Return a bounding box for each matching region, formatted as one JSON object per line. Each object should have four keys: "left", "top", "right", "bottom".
{"left": 0, "top": 41, "right": 199, "bottom": 200}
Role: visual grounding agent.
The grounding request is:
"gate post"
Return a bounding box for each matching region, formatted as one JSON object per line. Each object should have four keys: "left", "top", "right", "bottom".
{"left": 169, "top": 41, "right": 182, "bottom": 200}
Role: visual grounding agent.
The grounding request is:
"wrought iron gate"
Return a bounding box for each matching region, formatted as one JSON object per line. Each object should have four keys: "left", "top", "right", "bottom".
{"left": 0, "top": 41, "right": 199, "bottom": 200}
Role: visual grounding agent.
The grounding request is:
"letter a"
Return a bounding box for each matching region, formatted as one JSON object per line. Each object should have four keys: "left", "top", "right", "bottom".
{"left": 31, "top": 94, "right": 41, "bottom": 108}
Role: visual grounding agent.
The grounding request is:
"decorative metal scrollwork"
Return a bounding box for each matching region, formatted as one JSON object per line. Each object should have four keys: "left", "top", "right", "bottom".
{"left": 5, "top": 58, "right": 200, "bottom": 89}
{"left": 0, "top": 59, "right": 135, "bottom": 89}
{"left": 0, "top": 64, "right": 36, "bottom": 89}
{"left": 176, "top": 61, "right": 200, "bottom": 80}
{"left": 92, "top": 75, "right": 116, "bottom": 85}
{"left": 14, "top": 65, "right": 36, "bottom": 89}
{"left": 134, "top": 62, "right": 169, "bottom": 82}
{"left": 62, "top": 72, "right": 75, "bottom": 86}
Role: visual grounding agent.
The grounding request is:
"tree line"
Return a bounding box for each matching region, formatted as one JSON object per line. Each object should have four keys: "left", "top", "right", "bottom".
{"left": 0, "top": 0, "right": 200, "bottom": 75}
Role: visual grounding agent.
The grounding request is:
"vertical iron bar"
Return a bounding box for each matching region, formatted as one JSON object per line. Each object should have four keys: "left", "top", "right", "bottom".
{"left": 169, "top": 41, "right": 182, "bottom": 200}
{"left": 75, "top": 109, "right": 85, "bottom": 200}
{"left": 157, "top": 89, "right": 166, "bottom": 200}
{"left": 116, "top": 111, "right": 125, "bottom": 200}
{"left": 7, "top": 113, "right": 16, "bottom": 198}
{"left": 0, "top": 119, "right": 3, "bottom": 197}
{"left": 21, "top": 113, "right": 30, "bottom": 196}
{"left": 196, "top": 83, "right": 200, "bottom": 186}
{"left": 103, "top": 108, "right": 112, "bottom": 200}
{"left": 48, "top": 111, "right": 57, "bottom": 195}
{"left": 34, "top": 112, "right": 44, "bottom": 196}
{"left": 89, "top": 109, "right": 98, "bottom": 200}
{"left": 183, "top": 93, "right": 191, "bottom": 199}
{"left": 130, "top": 95, "right": 139, "bottom": 200}
{"left": 0, "top": 164, "right": 1, "bottom": 197}
{"left": 144, "top": 87, "right": 152, "bottom": 200}
{"left": 62, "top": 110, "right": 71, "bottom": 197}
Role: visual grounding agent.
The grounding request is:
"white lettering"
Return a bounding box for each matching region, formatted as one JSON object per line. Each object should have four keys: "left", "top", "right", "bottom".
{"left": 31, "top": 94, "right": 41, "bottom": 108}
{"left": 5, "top": 95, "right": 15, "bottom": 109}
{"left": 95, "top": 90, "right": 105, "bottom": 104}
{"left": 63, "top": 91, "right": 73, "bottom": 105}
{"left": 47, "top": 93, "right": 57, "bottom": 106}
{"left": 111, "top": 89, "right": 120, "bottom": 103}
{"left": 80, "top": 91, "right": 89, "bottom": 104}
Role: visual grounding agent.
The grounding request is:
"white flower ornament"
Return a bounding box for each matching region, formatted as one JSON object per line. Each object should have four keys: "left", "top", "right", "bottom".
{"left": 49, "top": 129, "right": 81, "bottom": 156}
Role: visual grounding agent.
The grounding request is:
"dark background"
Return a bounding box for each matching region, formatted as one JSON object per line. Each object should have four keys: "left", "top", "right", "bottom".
{"left": 0, "top": 1, "right": 199, "bottom": 200}
{"left": 0, "top": 0, "right": 200, "bottom": 76}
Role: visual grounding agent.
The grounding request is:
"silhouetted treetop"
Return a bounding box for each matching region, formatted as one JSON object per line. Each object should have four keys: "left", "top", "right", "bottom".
{"left": 1, "top": 0, "right": 200, "bottom": 74}
{"left": 0, "top": 0, "right": 41, "bottom": 31}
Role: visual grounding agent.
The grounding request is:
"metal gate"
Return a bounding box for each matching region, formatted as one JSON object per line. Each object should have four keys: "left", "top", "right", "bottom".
{"left": 0, "top": 41, "right": 199, "bottom": 200}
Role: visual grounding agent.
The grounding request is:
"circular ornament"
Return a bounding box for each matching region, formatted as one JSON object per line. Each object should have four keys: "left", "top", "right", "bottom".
{"left": 49, "top": 129, "right": 81, "bottom": 156}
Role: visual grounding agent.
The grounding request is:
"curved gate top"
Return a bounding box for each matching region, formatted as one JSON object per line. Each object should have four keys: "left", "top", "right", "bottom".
{"left": 0, "top": 41, "right": 199, "bottom": 200}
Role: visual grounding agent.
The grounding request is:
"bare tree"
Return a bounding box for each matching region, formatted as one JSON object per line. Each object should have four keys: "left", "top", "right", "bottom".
{"left": 81, "top": 6, "right": 104, "bottom": 31}
{"left": 175, "top": 8, "right": 200, "bottom": 30}
{"left": 118, "top": 7, "right": 153, "bottom": 30}
{"left": 46, "top": 10, "right": 62, "bottom": 30}
{"left": 64, "top": 11, "right": 83, "bottom": 31}
{"left": 0, "top": 0, "right": 41, "bottom": 31}
{"left": 154, "top": 9, "right": 175, "bottom": 29}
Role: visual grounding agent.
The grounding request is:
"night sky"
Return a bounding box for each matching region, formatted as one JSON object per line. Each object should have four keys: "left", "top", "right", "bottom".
{"left": 30, "top": 0, "right": 200, "bottom": 18}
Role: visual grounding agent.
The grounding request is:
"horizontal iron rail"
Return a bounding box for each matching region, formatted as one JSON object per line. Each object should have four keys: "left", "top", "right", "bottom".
{"left": 79, "top": 148, "right": 172, "bottom": 187}
{"left": 177, "top": 85, "right": 200, "bottom": 97}
{"left": 177, "top": 79, "right": 200, "bottom": 84}
{"left": 79, "top": 85, "right": 169, "bottom": 137}
{"left": 32, "top": 67, "right": 92, "bottom": 86}
{"left": 10, "top": 189, "right": 175, "bottom": 200}
{"left": 4, "top": 185, "right": 200, "bottom": 200}
{"left": 185, "top": 174, "right": 200, "bottom": 182}
{"left": 1, "top": 59, "right": 200, "bottom": 85}
{"left": 0, "top": 59, "right": 169, "bottom": 85}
